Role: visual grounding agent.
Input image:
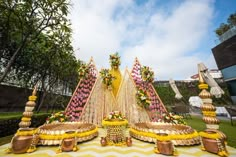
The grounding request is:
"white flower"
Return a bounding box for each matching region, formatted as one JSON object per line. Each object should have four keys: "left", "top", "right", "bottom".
{"left": 141, "top": 96, "right": 146, "bottom": 100}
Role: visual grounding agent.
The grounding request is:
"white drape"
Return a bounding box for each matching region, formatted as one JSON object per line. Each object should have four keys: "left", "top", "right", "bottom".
{"left": 169, "top": 78, "right": 183, "bottom": 100}
{"left": 198, "top": 63, "right": 224, "bottom": 98}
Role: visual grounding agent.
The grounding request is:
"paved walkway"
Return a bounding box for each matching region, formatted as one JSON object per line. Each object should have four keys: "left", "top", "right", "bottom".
{"left": 1, "top": 129, "right": 236, "bottom": 157}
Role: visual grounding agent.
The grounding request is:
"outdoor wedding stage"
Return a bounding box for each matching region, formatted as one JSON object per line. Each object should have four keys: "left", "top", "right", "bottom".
{"left": 2, "top": 53, "right": 236, "bottom": 157}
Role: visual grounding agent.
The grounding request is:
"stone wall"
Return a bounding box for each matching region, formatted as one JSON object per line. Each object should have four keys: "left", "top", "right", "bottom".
{"left": 0, "top": 84, "right": 70, "bottom": 112}
{"left": 0, "top": 84, "right": 31, "bottom": 112}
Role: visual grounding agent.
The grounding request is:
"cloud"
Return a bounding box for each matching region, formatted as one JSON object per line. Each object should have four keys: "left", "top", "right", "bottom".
{"left": 69, "top": 0, "right": 215, "bottom": 80}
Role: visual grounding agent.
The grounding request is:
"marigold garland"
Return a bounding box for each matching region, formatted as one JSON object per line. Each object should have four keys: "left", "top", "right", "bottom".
{"left": 130, "top": 128, "right": 199, "bottom": 141}
{"left": 199, "top": 131, "right": 221, "bottom": 139}
{"left": 21, "top": 117, "right": 31, "bottom": 122}
{"left": 39, "top": 127, "right": 98, "bottom": 140}
{"left": 198, "top": 83, "right": 208, "bottom": 89}
{"left": 28, "top": 96, "right": 37, "bottom": 101}
{"left": 16, "top": 129, "right": 38, "bottom": 136}
{"left": 202, "top": 111, "right": 216, "bottom": 117}
{"left": 102, "top": 119, "right": 128, "bottom": 126}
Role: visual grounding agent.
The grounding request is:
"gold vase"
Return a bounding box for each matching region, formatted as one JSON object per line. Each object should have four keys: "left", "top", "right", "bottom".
{"left": 11, "top": 135, "right": 33, "bottom": 154}
{"left": 126, "top": 137, "right": 132, "bottom": 147}
{"left": 61, "top": 131, "right": 76, "bottom": 152}
{"left": 100, "top": 137, "right": 107, "bottom": 146}
{"left": 156, "top": 133, "right": 174, "bottom": 155}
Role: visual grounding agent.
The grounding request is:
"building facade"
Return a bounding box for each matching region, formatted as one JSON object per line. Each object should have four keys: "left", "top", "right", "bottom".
{"left": 212, "top": 29, "right": 236, "bottom": 105}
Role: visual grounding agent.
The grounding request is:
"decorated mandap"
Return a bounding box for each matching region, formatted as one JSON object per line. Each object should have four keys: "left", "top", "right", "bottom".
{"left": 3, "top": 53, "right": 235, "bottom": 156}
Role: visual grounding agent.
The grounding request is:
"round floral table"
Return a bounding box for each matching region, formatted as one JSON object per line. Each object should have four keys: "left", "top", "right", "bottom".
{"left": 102, "top": 119, "right": 128, "bottom": 146}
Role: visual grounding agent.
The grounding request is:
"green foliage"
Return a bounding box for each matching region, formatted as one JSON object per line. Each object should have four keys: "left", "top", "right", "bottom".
{"left": 154, "top": 84, "right": 175, "bottom": 106}
{"left": 215, "top": 12, "right": 236, "bottom": 37}
{"left": 215, "top": 23, "right": 230, "bottom": 36}
{"left": 154, "top": 81, "right": 232, "bottom": 106}
{"left": 0, "top": 0, "right": 76, "bottom": 84}
{"left": 0, "top": 0, "right": 82, "bottom": 112}
{"left": 227, "top": 13, "right": 236, "bottom": 27}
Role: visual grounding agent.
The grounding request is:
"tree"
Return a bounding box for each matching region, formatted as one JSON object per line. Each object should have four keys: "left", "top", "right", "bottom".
{"left": 215, "top": 12, "right": 236, "bottom": 38}
{"left": 227, "top": 12, "right": 236, "bottom": 27}
{"left": 0, "top": 0, "right": 71, "bottom": 83}
{"left": 0, "top": 0, "right": 83, "bottom": 112}
{"left": 215, "top": 23, "right": 230, "bottom": 37}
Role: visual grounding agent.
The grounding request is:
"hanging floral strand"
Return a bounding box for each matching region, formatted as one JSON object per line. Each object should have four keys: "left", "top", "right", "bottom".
{"left": 100, "top": 69, "right": 116, "bottom": 88}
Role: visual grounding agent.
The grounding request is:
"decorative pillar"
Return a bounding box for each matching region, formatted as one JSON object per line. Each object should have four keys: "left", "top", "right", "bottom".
{"left": 19, "top": 86, "right": 37, "bottom": 128}
{"left": 198, "top": 69, "right": 219, "bottom": 129}
{"left": 198, "top": 66, "right": 228, "bottom": 157}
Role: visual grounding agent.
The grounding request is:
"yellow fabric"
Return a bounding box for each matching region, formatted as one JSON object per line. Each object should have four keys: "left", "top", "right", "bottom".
{"left": 109, "top": 68, "right": 122, "bottom": 97}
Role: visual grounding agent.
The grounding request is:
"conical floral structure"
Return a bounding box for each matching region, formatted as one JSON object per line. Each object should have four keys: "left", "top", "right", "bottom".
{"left": 65, "top": 58, "right": 97, "bottom": 121}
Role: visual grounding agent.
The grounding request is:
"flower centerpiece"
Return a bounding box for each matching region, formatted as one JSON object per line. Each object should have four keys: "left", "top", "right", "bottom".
{"left": 109, "top": 52, "right": 121, "bottom": 69}
{"left": 46, "top": 111, "right": 69, "bottom": 124}
{"left": 78, "top": 63, "right": 89, "bottom": 78}
{"left": 104, "top": 111, "right": 125, "bottom": 121}
{"left": 141, "top": 66, "right": 154, "bottom": 83}
{"left": 100, "top": 69, "right": 116, "bottom": 88}
{"left": 136, "top": 89, "right": 151, "bottom": 109}
{"left": 161, "top": 113, "right": 186, "bottom": 125}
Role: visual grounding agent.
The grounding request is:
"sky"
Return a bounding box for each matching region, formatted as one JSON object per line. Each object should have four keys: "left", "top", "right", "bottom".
{"left": 69, "top": 0, "right": 236, "bottom": 80}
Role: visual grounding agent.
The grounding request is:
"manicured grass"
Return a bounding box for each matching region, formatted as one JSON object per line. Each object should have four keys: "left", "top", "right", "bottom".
{"left": 0, "top": 135, "right": 13, "bottom": 146}
{"left": 185, "top": 115, "right": 236, "bottom": 148}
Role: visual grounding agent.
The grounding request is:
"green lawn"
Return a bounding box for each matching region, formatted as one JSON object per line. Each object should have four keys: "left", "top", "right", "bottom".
{"left": 185, "top": 115, "right": 236, "bottom": 148}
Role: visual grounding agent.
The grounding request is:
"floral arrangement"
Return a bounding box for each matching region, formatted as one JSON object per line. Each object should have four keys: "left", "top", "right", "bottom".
{"left": 46, "top": 111, "right": 69, "bottom": 124}
{"left": 141, "top": 66, "right": 154, "bottom": 83}
{"left": 136, "top": 89, "right": 151, "bottom": 108}
{"left": 109, "top": 52, "right": 121, "bottom": 69}
{"left": 78, "top": 63, "right": 89, "bottom": 78}
{"left": 104, "top": 111, "right": 125, "bottom": 121}
{"left": 161, "top": 113, "right": 186, "bottom": 125}
{"left": 100, "top": 69, "right": 116, "bottom": 88}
